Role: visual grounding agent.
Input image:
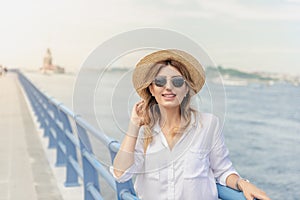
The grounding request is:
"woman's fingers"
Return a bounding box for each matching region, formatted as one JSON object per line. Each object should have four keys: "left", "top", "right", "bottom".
{"left": 241, "top": 182, "right": 271, "bottom": 200}
{"left": 130, "top": 100, "right": 145, "bottom": 127}
{"left": 243, "top": 189, "right": 271, "bottom": 200}
{"left": 253, "top": 191, "right": 271, "bottom": 200}
{"left": 136, "top": 100, "right": 144, "bottom": 116}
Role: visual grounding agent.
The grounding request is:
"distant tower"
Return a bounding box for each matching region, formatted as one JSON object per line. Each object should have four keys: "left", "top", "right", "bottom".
{"left": 41, "top": 48, "right": 65, "bottom": 73}
{"left": 43, "top": 48, "right": 53, "bottom": 70}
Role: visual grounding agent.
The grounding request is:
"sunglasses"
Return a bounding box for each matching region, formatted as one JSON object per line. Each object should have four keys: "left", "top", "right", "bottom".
{"left": 153, "top": 76, "right": 186, "bottom": 88}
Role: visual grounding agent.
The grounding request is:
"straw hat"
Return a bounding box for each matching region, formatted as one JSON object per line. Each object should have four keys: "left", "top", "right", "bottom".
{"left": 132, "top": 49, "right": 205, "bottom": 99}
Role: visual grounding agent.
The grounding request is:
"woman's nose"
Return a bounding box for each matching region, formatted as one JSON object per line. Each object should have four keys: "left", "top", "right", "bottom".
{"left": 165, "top": 79, "right": 173, "bottom": 89}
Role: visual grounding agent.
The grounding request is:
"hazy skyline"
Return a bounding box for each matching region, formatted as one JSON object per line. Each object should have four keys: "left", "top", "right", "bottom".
{"left": 0, "top": 0, "right": 299, "bottom": 75}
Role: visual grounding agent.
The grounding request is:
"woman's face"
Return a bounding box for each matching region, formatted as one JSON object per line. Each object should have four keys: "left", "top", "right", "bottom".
{"left": 149, "top": 65, "right": 189, "bottom": 110}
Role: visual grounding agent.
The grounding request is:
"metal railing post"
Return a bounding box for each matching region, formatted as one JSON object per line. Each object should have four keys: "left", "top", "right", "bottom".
{"left": 108, "top": 141, "right": 136, "bottom": 200}
{"left": 76, "top": 122, "right": 100, "bottom": 200}
{"left": 38, "top": 92, "right": 51, "bottom": 138}
{"left": 50, "top": 102, "right": 66, "bottom": 167}
{"left": 47, "top": 121, "right": 57, "bottom": 149}
{"left": 37, "top": 91, "right": 50, "bottom": 131}
{"left": 59, "top": 106, "right": 80, "bottom": 187}
{"left": 20, "top": 76, "right": 46, "bottom": 130}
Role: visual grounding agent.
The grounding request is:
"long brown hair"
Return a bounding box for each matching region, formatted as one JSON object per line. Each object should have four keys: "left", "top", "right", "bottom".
{"left": 138, "top": 60, "right": 197, "bottom": 153}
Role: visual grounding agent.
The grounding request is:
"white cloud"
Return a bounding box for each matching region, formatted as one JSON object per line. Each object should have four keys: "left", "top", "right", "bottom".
{"left": 195, "top": 0, "right": 300, "bottom": 21}
{"left": 286, "top": 0, "right": 300, "bottom": 3}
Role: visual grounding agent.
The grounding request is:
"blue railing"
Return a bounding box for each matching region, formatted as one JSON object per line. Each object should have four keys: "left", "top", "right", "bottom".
{"left": 16, "top": 70, "right": 246, "bottom": 200}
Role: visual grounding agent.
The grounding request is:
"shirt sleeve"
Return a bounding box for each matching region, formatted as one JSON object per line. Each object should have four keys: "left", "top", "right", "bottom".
{"left": 109, "top": 129, "right": 145, "bottom": 183}
{"left": 209, "top": 115, "right": 239, "bottom": 186}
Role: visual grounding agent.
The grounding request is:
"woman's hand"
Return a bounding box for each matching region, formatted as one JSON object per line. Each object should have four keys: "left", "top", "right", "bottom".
{"left": 238, "top": 179, "right": 271, "bottom": 200}
{"left": 113, "top": 101, "right": 145, "bottom": 177}
{"left": 130, "top": 100, "right": 145, "bottom": 127}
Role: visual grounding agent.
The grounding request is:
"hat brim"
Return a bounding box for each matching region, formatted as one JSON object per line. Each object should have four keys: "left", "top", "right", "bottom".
{"left": 132, "top": 49, "right": 205, "bottom": 99}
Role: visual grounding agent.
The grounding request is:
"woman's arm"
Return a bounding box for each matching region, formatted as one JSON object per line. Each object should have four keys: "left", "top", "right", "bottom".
{"left": 208, "top": 115, "right": 271, "bottom": 199}
{"left": 113, "top": 122, "right": 140, "bottom": 178}
{"left": 226, "top": 174, "right": 271, "bottom": 200}
{"left": 113, "top": 101, "right": 144, "bottom": 178}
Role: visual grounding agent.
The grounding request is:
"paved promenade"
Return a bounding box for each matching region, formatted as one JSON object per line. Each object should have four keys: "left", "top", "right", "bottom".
{"left": 0, "top": 72, "right": 81, "bottom": 200}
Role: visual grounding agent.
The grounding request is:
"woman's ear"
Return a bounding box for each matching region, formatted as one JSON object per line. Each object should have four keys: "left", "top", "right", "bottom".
{"left": 149, "top": 85, "right": 154, "bottom": 96}
{"left": 185, "top": 86, "right": 189, "bottom": 96}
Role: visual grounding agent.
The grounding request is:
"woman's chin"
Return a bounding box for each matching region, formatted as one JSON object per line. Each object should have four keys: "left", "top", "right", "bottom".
{"left": 159, "top": 101, "right": 181, "bottom": 109}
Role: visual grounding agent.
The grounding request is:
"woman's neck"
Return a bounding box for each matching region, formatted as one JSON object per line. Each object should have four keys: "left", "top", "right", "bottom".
{"left": 159, "top": 107, "right": 183, "bottom": 150}
{"left": 159, "top": 106, "right": 181, "bottom": 129}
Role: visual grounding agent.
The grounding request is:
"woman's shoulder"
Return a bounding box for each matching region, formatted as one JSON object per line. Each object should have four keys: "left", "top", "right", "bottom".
{"left": 191, "top": 112, "right": 221, "bottom": 149}
{"left": 194, "top": 112, "right": 219, "bottom": 125}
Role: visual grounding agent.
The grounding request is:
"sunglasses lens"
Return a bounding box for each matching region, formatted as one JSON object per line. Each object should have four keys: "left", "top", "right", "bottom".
{"left": 154, "top": 76, "right": 185, "bottom": 87}
{"left": 154, "top": 77, "right": 167, "bottom": 87}
{"left": 172, "top": 77, "right": 185, "bottom": 87}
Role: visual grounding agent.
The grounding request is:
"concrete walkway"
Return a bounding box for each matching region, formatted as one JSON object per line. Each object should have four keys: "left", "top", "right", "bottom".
{"left": 0, "top": 72, "right": 64, "bottom": 200}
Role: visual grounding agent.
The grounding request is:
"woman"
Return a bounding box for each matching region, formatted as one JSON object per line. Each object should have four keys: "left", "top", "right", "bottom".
{"left": 110, "top": 49, "right": 270, "bottom": 200}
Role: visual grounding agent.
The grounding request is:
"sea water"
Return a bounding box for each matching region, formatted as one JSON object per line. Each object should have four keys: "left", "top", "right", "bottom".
{"left": 23, "top": 69, "right": 300, "bottom": 199}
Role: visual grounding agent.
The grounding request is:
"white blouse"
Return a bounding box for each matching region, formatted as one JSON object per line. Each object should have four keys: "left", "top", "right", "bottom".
{"left": 110, "top": 113, "right": 238, "bottom": 200}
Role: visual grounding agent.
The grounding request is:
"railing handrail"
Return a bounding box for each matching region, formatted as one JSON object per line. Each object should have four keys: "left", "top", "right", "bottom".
{"left": 17, "top": 69, "right": 246, "bottom": 200}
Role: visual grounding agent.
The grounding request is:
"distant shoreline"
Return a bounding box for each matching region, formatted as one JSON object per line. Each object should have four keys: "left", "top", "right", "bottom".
{"left": 21, "top": 65, "right": 300, "bottom": 86}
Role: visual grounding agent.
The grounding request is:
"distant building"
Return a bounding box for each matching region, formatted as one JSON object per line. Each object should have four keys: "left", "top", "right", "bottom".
{"left": 0, "top": 65, "right": 3, "bottom": 76}
{"left": 40, "top": 48, "right": 65, "bottom": 73}
{"left": 0, "top": 65, "right": 7, "bottom": 76}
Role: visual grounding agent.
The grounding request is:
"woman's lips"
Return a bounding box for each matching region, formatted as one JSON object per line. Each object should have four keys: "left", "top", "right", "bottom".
{"left": 162, "top": 93, "right": 176, "bottom": 100}
{"left": 162, "top": 94, "right": 176, "bottom": 97}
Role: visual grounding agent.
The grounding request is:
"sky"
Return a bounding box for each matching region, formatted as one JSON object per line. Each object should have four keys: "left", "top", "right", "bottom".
{"left": 0, "top": 0, "right": 300, "bottom": 75}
